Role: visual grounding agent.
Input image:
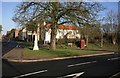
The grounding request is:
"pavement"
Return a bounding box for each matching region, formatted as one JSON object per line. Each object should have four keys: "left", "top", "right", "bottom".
{"left": 2, "top": 47, "right": 117, "bottom": 63}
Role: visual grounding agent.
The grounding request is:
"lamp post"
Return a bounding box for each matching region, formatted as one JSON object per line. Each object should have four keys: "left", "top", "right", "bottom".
{"left": 33, "top": 24, "right": 39, "bottom": 50}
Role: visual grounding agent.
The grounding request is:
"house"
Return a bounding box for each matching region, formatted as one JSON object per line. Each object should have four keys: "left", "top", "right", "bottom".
{"left": 18, "top": 24, "right": 81, "bottom": 44}
{"left": 6, "top": 29, "right": 20, "bottom": 39}
{"left": 14, "top": 29, "right": 20, "bottom": 38}
{"left": 41, "top": 24, "right": 81, "bottom": 44}
{"left": 18, "top": 27, "right": 36, "bottom": 42}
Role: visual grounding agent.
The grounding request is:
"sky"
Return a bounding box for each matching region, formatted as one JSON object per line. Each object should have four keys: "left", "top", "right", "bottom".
{"left": 99, "top": 2, "right": 118, "bottom": 17}
{"left": 1, "top": 2, "right": 20, "bottom": 35}
{"left": 0, "top": 1, "right": 119, "bottom": 35}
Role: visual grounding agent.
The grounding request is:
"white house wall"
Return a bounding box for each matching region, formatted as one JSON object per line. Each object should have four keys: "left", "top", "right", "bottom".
{"left": 19, "top": 27, "right": 81, "bottom": 43}
{"left": 22, "top": 28, "right": 26, "bottom": 32}
{"left": 21, "top": 28, "right": 27, "bottom": 40}
{"left": 45, "top": 30, "right": 51, "bottom": 43}
{"left": 56, "top": 29, "right": 64, "bottom": 39}
{"left": 44, "top": 29, "right": 81, "bottom": 43}
{"left": 22, "top": 32, "right": 26, "bottom": 40}
{"left": 20, "top": 28, "right": 36, "bottom": 41}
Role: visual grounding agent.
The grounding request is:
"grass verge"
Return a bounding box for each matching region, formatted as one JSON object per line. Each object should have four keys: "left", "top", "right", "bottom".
{"left": 17, "top": 41, "right": 118, "bottom": 59}
{"left": 23, "top": 48, "right": 113, "bottom": 59}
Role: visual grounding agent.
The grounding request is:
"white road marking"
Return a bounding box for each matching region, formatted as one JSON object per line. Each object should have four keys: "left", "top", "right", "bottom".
{"left": 13, "top": 70, "right": 48, "bottom": 78}
{"left": 68, "top": 61, "right": 97, "bottom": 67}
{"left": 108, "top": 57, "right": 120, "bottom": 61}
{"left": 109, "top": 72, "right": 120, "bottom": 78}
{"left": 57, "top": 72, "right": 84, "bottom": 78}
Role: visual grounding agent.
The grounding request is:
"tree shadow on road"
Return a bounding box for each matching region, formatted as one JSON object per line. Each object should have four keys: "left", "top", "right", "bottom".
{"left": 2, "top": 59, "right": 22, "bottom": 76}
{"left": 2, "top": 41, "right": 18, "bottom": 56}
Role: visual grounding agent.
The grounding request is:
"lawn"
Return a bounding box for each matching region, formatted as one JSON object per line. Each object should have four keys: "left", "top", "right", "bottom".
{"left": 18, "top": 41, "right": 118, "bottom": 59}
{"left": 22, "top": 48, "right": 113, "bottom": 59}
{"left": 86, "top": 43, "right": 118, "bottom": 51}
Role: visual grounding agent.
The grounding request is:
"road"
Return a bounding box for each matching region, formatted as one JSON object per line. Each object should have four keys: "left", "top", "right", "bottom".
{"left": 2, "top": 53, "right": 120, "bottom": 78}
{"left": 2, "top": 40, "right": 17, "bottom": 56}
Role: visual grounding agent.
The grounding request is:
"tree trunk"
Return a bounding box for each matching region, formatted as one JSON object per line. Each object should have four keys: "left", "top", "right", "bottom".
{"left": 101, "top": 34, "right": 103, "bottom": 48}
{"left": 50, "top": 28, "right": 57, "bottom": 50}
{"left": 86, "top": 35, "right": 89, "bottom": 46}
{"left": 101, "top": 38, "right": 103, "bottom": 47}
{"left": 85, "top": 35, "right": 88, "bottom": 46}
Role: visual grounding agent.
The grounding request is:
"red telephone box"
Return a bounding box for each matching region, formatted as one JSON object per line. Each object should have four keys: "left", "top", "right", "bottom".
{"left": 80, "top": 40, "right": 85, "bottom": 49}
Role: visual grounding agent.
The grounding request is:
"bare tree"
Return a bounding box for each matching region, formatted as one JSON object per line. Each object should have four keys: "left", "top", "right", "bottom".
{"left": 105, "top": 10, "right": 118, "bottom": 45}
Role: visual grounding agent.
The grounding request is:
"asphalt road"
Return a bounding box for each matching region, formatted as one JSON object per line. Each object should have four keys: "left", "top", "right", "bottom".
{"left": 2, "top": 40, "right": 17, "bottom": 56}
{"left": 2, "top": 53, "right": 120, "bottom": 78}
